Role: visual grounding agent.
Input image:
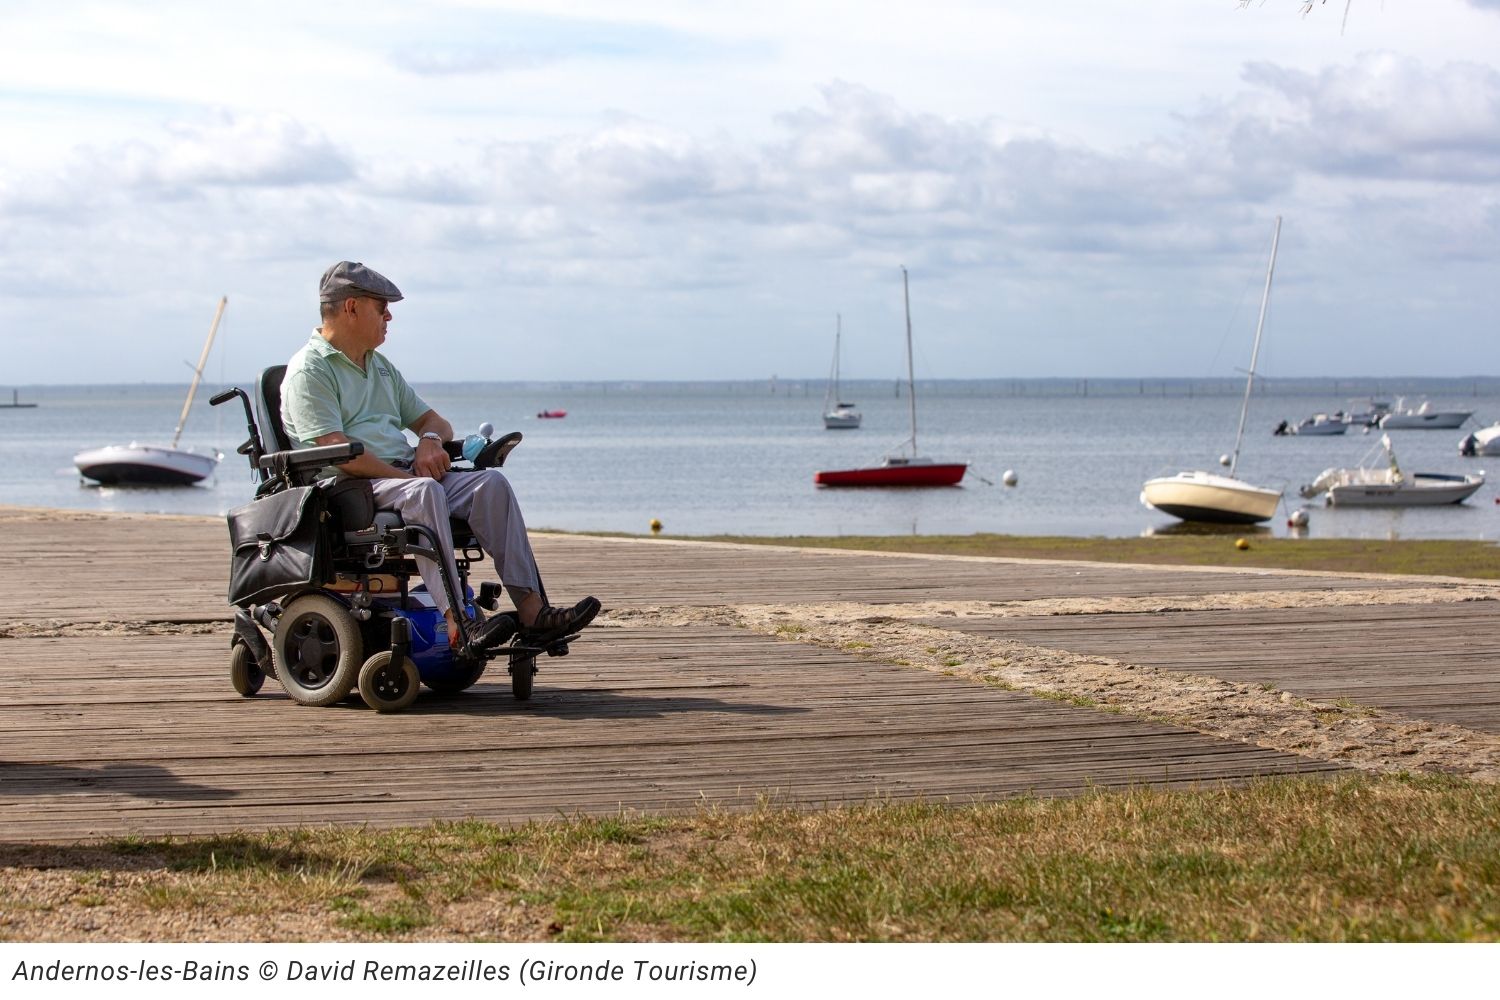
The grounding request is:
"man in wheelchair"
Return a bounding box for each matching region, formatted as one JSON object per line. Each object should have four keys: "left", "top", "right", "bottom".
{"left": 282, "top": 261, "right": 599, "bottom": 652}
{"left": 213, "top": 261, "right": 598, "bottom": 712}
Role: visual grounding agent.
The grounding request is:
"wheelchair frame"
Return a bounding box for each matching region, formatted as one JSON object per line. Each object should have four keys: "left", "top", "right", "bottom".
{"left": 210, "top": 370, "right": 575, "bottom": 712}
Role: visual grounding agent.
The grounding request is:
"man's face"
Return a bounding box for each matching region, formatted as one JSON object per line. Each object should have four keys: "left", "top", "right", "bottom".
{"left": 347, "top": 295, "right": 390, "bottom": 350}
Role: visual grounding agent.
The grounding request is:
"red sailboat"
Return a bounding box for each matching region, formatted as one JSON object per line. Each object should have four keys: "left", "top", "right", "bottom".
{"left": 815, "top": 268, "right": 967, "bottom": 487}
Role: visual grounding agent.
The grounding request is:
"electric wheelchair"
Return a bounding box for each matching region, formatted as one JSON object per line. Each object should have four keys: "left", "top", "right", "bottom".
{"left": 209, "top": 366, "right": 579, "bottom": 713}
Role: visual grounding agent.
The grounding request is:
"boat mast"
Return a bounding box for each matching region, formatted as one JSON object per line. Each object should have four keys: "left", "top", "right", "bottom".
{"left": 902, "top": 267, "right": 917, "bottom": 455}
{"left": 171, "top": 296, "right": 227, "bottom": 449}
{"left": 1230, "top": 218, "right": 1279, "bottom": 479}
{"left": 833, "top": 313, "right": 841, "bottom": 404}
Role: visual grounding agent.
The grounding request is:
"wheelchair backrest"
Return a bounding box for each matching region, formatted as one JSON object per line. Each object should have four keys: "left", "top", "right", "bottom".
{"left": 256, "top": 365, "right": 292, "bottom": 453}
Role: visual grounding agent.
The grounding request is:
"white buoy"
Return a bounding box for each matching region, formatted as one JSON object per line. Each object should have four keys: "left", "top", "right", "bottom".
{"left": 1218, "top": 454, "right": 1232, "bottom": 467}
{"left": 1288, "top": 508, "right": 1310, "bottom": 528}
{"left": 1002, "top": 469, "right": 1018, "bottom": 486}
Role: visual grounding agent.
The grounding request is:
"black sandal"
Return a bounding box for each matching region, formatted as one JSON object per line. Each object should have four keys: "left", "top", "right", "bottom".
{"left": 472, "top": 611, "right": 519, "bottom": 650}
{"left": 521, "top": 597, "right": 601, "bottom": 643}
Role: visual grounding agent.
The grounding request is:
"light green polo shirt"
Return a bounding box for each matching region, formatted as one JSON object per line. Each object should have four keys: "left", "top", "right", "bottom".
{"left": 281, "top": 331, "right": 431, "bottom": 468}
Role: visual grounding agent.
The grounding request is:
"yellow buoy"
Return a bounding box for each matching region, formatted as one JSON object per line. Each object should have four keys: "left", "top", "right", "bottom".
{"left": 1235, "top": 537, "right": 1249, "bottom": 550}
{"left": 649, "top": 518, "right": 662, "bottom": 534}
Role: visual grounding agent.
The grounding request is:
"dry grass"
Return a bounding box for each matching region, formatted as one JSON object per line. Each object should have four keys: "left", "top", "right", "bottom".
{"left": 3, "top": 775, "right": 1497, "bottom": 942}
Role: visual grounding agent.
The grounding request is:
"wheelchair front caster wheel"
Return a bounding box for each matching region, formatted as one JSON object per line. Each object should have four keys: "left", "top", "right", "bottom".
{"left": 229, "top": 642, "right": 265, "bottom": 697}
{"left": 508, "top": 653, "right": 536, "bottom": 702}
{"left": 359, "top": 651, "right": 420, "bottom": 713}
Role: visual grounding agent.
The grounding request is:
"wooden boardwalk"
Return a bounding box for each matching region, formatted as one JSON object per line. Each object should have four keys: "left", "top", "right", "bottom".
{"left": 1, "top": 507, "right": 1494, "bottom": 842}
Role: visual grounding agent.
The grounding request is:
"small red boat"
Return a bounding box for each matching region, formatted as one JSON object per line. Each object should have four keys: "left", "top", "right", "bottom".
{"left": 536, "top": 410, "right": 567, "bottom": 419}
{"left": 815, "top": 457, "right": 967, "bottom": 487}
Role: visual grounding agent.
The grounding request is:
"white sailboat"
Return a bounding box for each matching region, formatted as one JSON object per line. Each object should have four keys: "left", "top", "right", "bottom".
{"left": 1142, "top": 219, "right": 1285, "bottom": 524}
{"left": 822, "top": 313, "right": 862, "bottom": 429}
{"left": 75, "top": 297, "right": 227, "bottom": 486}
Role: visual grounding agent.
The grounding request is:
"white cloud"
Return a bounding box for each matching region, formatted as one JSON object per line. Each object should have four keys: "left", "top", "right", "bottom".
{"left": 4, "top": 2, "right": 1500, "bottom": 382}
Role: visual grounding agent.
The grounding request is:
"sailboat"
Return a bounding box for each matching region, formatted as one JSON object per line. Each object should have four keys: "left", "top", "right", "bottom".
{"left": 75, "top": 297, "right": 227, "bottom": 486}
{"left": 815, "top": 269, "right": 967, "bottom": 487}
{"left": 1141, "top": 219, "right": 1285, "bottom": 524}
{"left": 822, "top": 313, "right": 862, "bottom": 429}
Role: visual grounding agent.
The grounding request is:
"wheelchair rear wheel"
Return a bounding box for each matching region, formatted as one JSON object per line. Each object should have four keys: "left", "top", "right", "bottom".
{"left": 272, "top": 594, "right": 363, "bottom": 706}
{"left": 359, "top": 651, "right": 420, "bottom": 713}
{"left": 229, "top": 641, "right": 265, "bottom": 697}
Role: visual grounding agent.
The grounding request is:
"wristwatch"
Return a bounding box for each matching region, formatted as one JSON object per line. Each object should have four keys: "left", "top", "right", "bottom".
{"left": 419, "top": 431, "right": 443, "bottom": 444}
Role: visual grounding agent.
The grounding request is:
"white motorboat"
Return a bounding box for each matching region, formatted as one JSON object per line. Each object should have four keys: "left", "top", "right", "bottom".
{"left": 75, "top": 297, "right": 227, "bottom": 487}
{"left": 822, "top": 313, "right": 862, "bottom": 430}
{"left": 1459, "top": 423, "right": 1500, "bottom": 457}
{"left": 1379, "top": 398, "right": 1474, "bottom": 430}
{"left": 1293, "top": 413, "right": 1347, "bottom": 436}
{"left": 1300, "top": 435, "right": 1484, "bottom": 506}
{"left": 1143, "top": 217, "right": 1285, "bottom": 525}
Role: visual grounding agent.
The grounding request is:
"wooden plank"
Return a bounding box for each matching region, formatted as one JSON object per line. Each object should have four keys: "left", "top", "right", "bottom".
{"left": 940, "top": 601, "right": 1500, "bottom": 733}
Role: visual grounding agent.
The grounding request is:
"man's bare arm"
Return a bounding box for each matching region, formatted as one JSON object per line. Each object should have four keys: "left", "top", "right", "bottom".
{"left": 311, "top": 431, "right": 416, "bottom": 479}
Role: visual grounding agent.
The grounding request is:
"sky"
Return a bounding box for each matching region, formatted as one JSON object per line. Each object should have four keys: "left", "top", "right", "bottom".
{"left": 3, "top": 0, "right": 1500, "bottom": 385}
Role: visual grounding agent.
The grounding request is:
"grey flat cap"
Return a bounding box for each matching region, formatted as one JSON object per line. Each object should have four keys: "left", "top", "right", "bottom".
{"left": 319, "top": 261, "right": 404, "bottom": 304}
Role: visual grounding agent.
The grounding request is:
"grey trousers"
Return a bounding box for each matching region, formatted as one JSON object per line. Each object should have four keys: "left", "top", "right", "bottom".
{"left": 369, "top": 469, "right": 541, "bottom": 616}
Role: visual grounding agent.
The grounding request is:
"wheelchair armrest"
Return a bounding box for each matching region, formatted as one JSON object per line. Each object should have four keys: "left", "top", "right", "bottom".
{"left": 258, "top": 442, "right": 365, "bottom": 481}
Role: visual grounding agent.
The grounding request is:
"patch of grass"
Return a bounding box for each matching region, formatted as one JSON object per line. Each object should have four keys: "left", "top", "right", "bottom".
{"left": 679, "top": 533, "right": 1500, "bottom": 580}
{"left": 7, "top": 775, "right": 1497, "bottom": 942}
{"left": 841, "top": 641, "right": 872, "bottom": 651}
{"left": 774, "top": 624, "right": 808, "bottom": 636}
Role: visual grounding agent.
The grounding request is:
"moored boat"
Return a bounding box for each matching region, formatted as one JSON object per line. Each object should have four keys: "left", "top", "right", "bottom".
{"left": 74, "top": 443, "right": 220, "bottom": 486}
{"left": 1379, "top": 399, "right": 1474, "bottom": 430}
{"left": 74, "top": 296, "right": 227, "bottom": 487}
{"left": 822, "top": 313, "right": 862, "bottom": 430}
{"left": 815, "top": 268, "right": 966, "bottom": 487}
{"left": 1300, "top": 435, "right": 1484, "bottom": 506}
{"left": 1140, "top": 470, "right": 1282, "bottom": 524}
{"left": 815, "top": 456, "right": 967, "bottom": 487}
{"left": 1292, "top": 413, "right": 1347, "bottom": 436}
{"left": 1459, "top": 422, "right": 1500, "bottom": 457}
{"left": 1142, "top": 217, "right": 1285, "bottom": 525}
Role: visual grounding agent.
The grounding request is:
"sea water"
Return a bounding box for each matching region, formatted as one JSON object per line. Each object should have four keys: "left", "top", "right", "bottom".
{"left": 2, "top": 378, "right": 1498, "bottom": 540}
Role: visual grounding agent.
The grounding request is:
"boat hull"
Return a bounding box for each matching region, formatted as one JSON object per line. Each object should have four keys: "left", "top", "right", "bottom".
{"left": 74, "top": 445, "right": 218, "bottom": 486}
{"left": 1142, "top": 472, "right": 1282, "bottom": 524}
{"left": 815, "top": 463, "right": 967, "bottom": 487}
{"left": 1461, "top": 424, "right": 1500, "bottom": 457}
{"left": 823, "top": 411, "right": 862, "bottom": 430}
{"left": 1380, "top": 411, "right": 1473, "bottom": 429}
{"left": 1327, "top": 474, "right": 1484, "bottom": 507}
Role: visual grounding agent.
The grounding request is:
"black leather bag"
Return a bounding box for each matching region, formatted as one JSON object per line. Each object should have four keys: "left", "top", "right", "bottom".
{"left": 227, "top": 486, "right": 331, "bottom": 607}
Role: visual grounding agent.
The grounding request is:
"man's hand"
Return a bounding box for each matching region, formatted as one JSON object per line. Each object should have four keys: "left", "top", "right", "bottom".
{"left": 413, "top": 435, "right": 450, "bottom": 480}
